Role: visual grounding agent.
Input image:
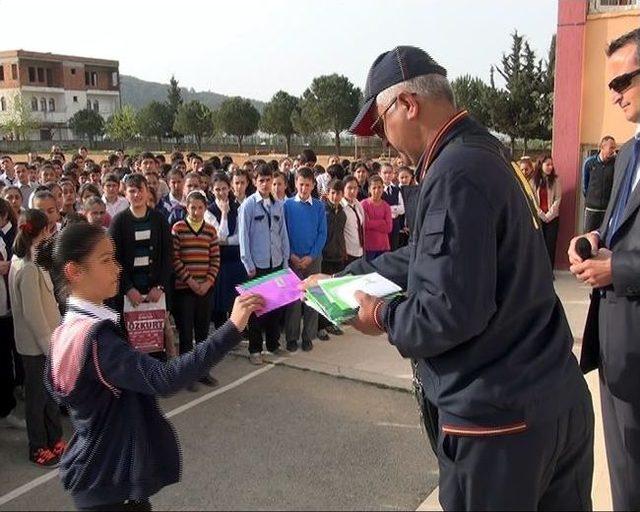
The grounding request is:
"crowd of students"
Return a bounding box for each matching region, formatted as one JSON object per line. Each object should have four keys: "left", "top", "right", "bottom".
{"left": 0, "top": 145, "right": 416, "bottom": 469}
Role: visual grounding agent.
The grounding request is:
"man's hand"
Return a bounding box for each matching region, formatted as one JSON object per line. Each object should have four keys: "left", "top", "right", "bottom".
{"left": 290, "top": 254, "right": 301, "bottom": 269}
{"left": 198, "top": 281, "right": 212, "bottom": 296}
{"left": 247, "top": 269, "right": 256, "bottom": 279}
{"left": 299, "top": 256, "right": 313, "bottom": 270}
{"left": 569, "top": 248, "right": 613, "bottom": 288}
{"left": 349, "top": 290, "right": 385, "bottom": 336}
{"left": 299, "top": 273, "right": 332, "bottom": 290}
{"left": 0, "top": 260, "right": 10, "bottom": 276}
{"left": 126, "top": 288, "right": 144, "bottom": 307}
{"left": 568, "top": 232, "right": 600, "bottom": 266}
{"left": 146, "top": 286, "right": 164, "bottom": 303}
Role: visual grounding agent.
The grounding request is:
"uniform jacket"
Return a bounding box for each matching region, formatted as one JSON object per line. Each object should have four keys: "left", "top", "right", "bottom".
{"left": 580, "top": 136, "right": 640, "bottom": 402}
{"left": 344, "top": 113, "right": 585, "bottom": 433}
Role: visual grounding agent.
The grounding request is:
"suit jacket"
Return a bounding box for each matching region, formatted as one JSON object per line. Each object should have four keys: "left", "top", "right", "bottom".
{"left": 580, "top": 137, "right": 640, "bottom": 402}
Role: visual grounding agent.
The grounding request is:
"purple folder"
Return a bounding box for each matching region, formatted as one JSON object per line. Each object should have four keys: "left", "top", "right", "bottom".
{"left": 236, "top": 268, "right": 302, "bottom": 316}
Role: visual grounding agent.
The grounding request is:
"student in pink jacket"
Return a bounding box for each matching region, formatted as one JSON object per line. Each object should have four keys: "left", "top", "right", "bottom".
{"left": 361, "top": 175, "right": 392, "bottom": 262}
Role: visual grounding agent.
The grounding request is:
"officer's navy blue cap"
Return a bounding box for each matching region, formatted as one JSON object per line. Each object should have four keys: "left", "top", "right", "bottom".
{"left": 349, "top": 46, "right": 447, "bottom": 137}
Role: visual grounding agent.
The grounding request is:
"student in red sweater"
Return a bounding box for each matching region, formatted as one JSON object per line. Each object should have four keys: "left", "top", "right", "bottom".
{"left": 171, "top": 191, "right": 220, "bottom": 390}
{"left": 361, "top": 175, "right": 392, "bottom": 262}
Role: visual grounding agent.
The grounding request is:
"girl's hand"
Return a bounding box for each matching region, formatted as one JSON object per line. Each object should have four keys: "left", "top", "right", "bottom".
{"left": 217, "top": 199, "right": 230, "bottom": 215}
{"left": 229, "top": 293, "right": 266, "bottom": 331}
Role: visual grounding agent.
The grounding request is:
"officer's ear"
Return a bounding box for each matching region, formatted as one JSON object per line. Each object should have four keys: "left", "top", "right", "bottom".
{"left": 397, "top": 91, "right": 420, "bottom": 122}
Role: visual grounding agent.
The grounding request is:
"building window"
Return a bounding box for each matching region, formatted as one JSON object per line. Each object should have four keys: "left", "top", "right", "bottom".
{"left": 11, "top": 64, "right": 17, "bottom": 79}
{"left": 91, "top": 72, "right": 98, "bottom": 87}
{"left": 40, "top": 97, "right": 47, "bottom": 112}
{"left": 86, "top": 99, "right": 91, "bottom": 109}
{"left": 37, "top": 67, "right": 44, "bottom": 82}
{"left": 112, "top": 72, "right": 118, "bottom": 87}
{"left": 85, "top": 71, "right": 90, "bottom": 86}
{"left": 28, "top": 67, "right": 36, "bottom": 82}
{"left": 0, "top": 66, "right": 4, "bottom": 81}
{"left": 589, "top": 0, "right": 638, "bottom": 11}
{"left": 31, "top": 97, "right": 38, "bottom": 111}
{"left": 49, "top": 98, "right": 55, "bottom": 112}
{"left": 71, "top": 68, "right": 76, "bottom": 75}
{"left": 0, "top": 97, "right": 5, "bottom": 111}
{"left": 93, "top": 100, "right": 99, "bottom": 112}
{"left": 46, "top": 68, "right": 52, "bottom": 85}
{"left": 73, "top": 96, "right": 78, "bottom": 103}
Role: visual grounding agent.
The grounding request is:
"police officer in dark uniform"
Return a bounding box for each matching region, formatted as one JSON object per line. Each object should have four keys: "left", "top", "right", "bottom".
{"left": 582, "top": 135, "right": 616, "bottom": 232}
{"left": 306, "top": 46, "right": 594, "bottom": 511}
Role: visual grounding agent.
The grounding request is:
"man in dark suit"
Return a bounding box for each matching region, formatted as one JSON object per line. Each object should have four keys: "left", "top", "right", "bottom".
{"left": 569, "top": 27, "right": 640, "bottom": 511}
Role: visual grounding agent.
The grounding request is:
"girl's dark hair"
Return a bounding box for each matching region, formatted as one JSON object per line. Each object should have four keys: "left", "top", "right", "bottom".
{"left": 221, "top": 155, "right": 233, "bottom": 171}
{"left": 78, "top": 183, "right": 101, "bottom": 199}
{"left": 327, "top": 164, "right": 346, "bottom": 181}
{"left": 185, "top": 190, "right": 207, "bottom": 206}
{"left": 35, "top": 221, "right": 107, "bottom": 293}
{"left": 0, "top": 197, "right": 17, "bottom": 228}
{"left": 533, "top": 154, "right": 556, "bottom": 187}
{"left": 13, "top": 209, "right": 49, "bottom": 259}
{"left": 211, "top": 172, "right": 231, "bottom": 187}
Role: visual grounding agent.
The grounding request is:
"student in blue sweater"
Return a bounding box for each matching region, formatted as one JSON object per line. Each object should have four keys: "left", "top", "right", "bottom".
{"left": 283, "top": 166, "right": 327, "bottom": 352}
{"left": 40, "top": 222, "right": 264, "bottom": 511}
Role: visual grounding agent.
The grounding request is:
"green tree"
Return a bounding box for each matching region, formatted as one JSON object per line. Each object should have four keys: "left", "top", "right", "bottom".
{"left": 536, "top": 34, "right": 556, "bottom": 142}
{"left": 137, "top": 101, "right": 174, "bottom": 147}
{"left": 451, "top": 75, "right": 492, "bottom": 127}
{"left": 0, "top": 94, "right": 38, "bottom": 141}
{"left": 173, "top": 100, "right": 214, "bottom": 150}
{"left": 216, "top": 97, "right": 260, "bottom": 152}
{"left": 68, "top": 108, "right": 104, "bottom": 147}
{"left": 297, "top": 74, "right": 361, "bottom": 154}
{"left": 489, "top": 31, "right": 547, "bottom": 155}
{"left": 105, "top": 105, "right": 138, "bottom": 149}
{"left": 260, "top": 91, "right": 298, "bottom": 155}
{"left": 167, "top": 75, "right": 183, "bottom": 140}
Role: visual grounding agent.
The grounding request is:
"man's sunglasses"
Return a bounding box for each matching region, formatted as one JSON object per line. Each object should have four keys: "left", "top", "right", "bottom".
{"left": 608, "top": 68, "right": 640, "bottom": 94}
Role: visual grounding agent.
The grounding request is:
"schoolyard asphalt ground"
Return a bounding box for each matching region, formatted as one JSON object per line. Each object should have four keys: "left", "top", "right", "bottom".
{"left": 0, "top": 271, "right": 609, "bottom": 510}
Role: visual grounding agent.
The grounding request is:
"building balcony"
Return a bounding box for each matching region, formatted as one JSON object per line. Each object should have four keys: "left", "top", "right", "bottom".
{"left": 589, "top": 0, "right": 639, "bottom": 13}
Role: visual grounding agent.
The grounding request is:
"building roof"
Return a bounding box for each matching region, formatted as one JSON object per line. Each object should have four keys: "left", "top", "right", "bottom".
{"left": 0, "top": 50, "right": 118, "bottom": 68}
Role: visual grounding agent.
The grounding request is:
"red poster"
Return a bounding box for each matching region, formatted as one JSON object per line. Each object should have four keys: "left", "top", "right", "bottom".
{"left": 123, "top": 296, "right": 166, "bottom": 353}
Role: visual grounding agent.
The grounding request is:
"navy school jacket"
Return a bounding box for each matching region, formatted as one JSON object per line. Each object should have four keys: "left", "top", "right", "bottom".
{"left": 344, "top": 114, "right": 588, "bottom": 435}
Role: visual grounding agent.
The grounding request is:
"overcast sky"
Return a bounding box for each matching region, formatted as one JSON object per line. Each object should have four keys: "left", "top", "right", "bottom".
{"left": 0, "top": 0, "right": 558, "bottom": 101}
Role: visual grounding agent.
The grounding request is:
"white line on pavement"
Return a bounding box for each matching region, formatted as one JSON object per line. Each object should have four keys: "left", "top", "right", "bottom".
{"left": 0, "top": 364, "right": 275, "bottom": 508}
{"left": 376, "top": 422, "right": 421, "bottom": 430}
{"left": 416, "top": 486, "right": 441, "bottom": 511}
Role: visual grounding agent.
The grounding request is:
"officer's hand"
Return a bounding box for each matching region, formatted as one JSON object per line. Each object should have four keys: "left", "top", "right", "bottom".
{"left": 568, "top": 232, "right": 600, "bottom": 266}
{"left": 299, "top": 273, "right": 331, "bottom": 290}
{"left": 569, "top": 248, "right": 613, "bottom": 288}
{"left": 349, "top": 291, "right": 385, "bottom": 336}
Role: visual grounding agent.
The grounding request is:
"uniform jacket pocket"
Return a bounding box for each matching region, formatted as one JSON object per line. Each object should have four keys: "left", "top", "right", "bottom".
{"left": 420, "top": 210, "right": 446, "bottom": 255}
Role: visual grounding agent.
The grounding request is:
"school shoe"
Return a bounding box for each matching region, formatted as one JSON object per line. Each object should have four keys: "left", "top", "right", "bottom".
{"left": 0, "top": 413, "right": 26, "bottom": 430}
{"left": 317, "top": 330, "right": 330, "bottom": 341}
{"left": 30, "top": 448, "right": 60, "bottom": 468}
{"left": 50, "top": 439, "right": 67, "bottom": 458}
{"left": 325, "top": 325, "right": 343, "bottom": 336}
{"left": 249, "top": 353, "right": 263, "bottom": 365}
{"left": 199, "top": 374, "right": 219, "bottom": 387}
{"left": 262, "top": 349, "right": 284, "bottom": 363}
{"left": 301, "top": 339, "right": 313, "bottom": 352}
{"left": 286, "top": 341, "right": 298, "bottom": 352}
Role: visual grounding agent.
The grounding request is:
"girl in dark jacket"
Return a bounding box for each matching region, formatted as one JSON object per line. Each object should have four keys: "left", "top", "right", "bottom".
{"left": 41, "top": 222, "right": 264, "bottom": 511}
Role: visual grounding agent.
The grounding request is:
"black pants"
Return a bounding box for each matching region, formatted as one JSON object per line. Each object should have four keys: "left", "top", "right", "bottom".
{"left": 22, "top": 354, "right": 63, "bottom": 453}
{"left": 437, "top": 392, "right": 594, "bottom": 511}
{"left": 600, "top": 377, "right": 640, "bottom": 511}
{"left": 541, "top": 217, "right": 560, "bottom": 268}
{"left": 285, "top": 258, "right": 321, "bottom": 343}
{"left": 77, "top": 499, "right": 151, "bottom": 511}
{"left": 318, "top": 260, "right": 345, "bottom": 331}
{"left": 173, "top": 288, "right": 213, "bottom": 355}
{"left": 0, "top": 315, "right": 18, "bottom": 417}
{"left": 584, "top": 208, "right": 605, "bottom": 233}
{"left": 247, "top": 266, "right": 282, "bottom": 354}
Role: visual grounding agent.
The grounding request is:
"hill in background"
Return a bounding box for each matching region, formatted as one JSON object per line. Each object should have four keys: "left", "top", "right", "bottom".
{"left": 120, "top": 75, "right": 265, "bottom": 112}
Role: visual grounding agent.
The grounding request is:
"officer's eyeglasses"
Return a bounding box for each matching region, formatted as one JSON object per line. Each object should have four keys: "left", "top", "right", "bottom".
{"left": 370, "top": 97, "right": 398, "bottom": 139}
{"left": 608, "top": 68, "right": 640, "bottom": 94}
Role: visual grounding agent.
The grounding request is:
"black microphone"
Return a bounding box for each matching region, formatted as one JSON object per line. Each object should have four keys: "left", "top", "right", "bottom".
{"left": 575, "top": 237, "right": 594, "bottom": 260}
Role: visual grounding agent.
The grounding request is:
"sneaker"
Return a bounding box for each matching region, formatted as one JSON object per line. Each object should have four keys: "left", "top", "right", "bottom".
{"left": 325, "top": 325, "right": 343, "bottom": 336}
{"left": 199, "top": 375, "right": 219, "bottom": 387}
{"left": 187, "top": 382, "right": 200, "bottom": 392}
{"left": 30, "top": 447, "right": 60, "bottom": 468}
{"left": 50, "top": 439, "right": 67, "bottom": 458}
{"left": 317, "top": 329, "right": 330, "bottom": 341}
{"left": 301, "top": 339, "right": 313, "bottom": 352}
{"left": 0, "top": 413, "right": 26, "bottom": 430}
{"left": 249, "top": 353, "right": 263, "bottom": 365}
{"left": 262, "top": 350, "right": 283, "bottom": 363}
{"left": 286, "top": 340, "right": 298, "bottom": 353}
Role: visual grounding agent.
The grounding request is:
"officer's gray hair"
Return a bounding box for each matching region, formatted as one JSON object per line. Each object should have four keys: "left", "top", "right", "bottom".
{"left": 376, "top": 74, "right": 456, "bottom": 109}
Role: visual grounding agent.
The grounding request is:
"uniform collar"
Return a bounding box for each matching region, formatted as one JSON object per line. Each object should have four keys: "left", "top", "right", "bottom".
{"left": 294, "top": 194, "right": 313, "bottom": 205}
{"left": 416, "top": 109, "right": 470, "bottom": 182}
{"left": 66, "top": 296, "right": 119, "bottom": 324}
{"left": 255, "top": 193, "right": 274, "bottom": 204}
{"left": 1, "top": 222, "right": 12, "bottom": 235}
